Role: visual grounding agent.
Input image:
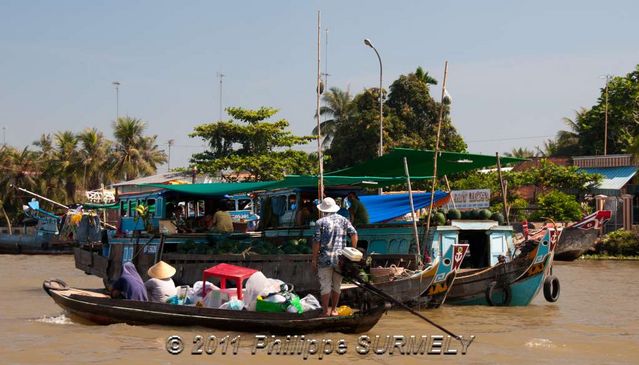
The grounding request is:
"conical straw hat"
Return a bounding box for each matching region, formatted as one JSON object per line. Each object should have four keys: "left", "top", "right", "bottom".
{"left": 147, "top": 260, "right": 176, "bottom": 280}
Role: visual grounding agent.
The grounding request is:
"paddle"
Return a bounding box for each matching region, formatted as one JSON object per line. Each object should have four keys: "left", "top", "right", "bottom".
{"left": 345, "top": 271, "right": 473, "bottom": 350}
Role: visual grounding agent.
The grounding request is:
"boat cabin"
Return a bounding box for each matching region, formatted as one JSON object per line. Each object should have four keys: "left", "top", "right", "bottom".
{"left": 430, "top": 220, "right": 515, "bottom": 268}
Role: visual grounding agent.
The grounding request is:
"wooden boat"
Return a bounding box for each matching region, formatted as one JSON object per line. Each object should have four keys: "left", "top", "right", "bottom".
{"left": 0, "top": 232, "right": 74, "bottom": 254}
{"left": 445, "top": 227, "right": 557, "bottom": 306}
{"left": 42, "top": 279, "right": 387, "bottom": 334}
{"left": 554, "top": 211, "right": 611, "bottom": 261}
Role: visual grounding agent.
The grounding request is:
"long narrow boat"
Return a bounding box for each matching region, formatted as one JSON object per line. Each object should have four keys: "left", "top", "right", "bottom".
{"left": 43, "top": 279, "right": 387, "bottom": 334}
{"left": 0, "top": 233, "right": 74, "bottom": 254}
{"left": 445, "top": 227, "right": 557, "bottom": 306}
{"left": 554, "top": 210, "right": 610, "bottom": 261}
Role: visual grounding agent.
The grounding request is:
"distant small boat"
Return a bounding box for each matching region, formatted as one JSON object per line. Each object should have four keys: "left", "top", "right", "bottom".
{"left": 43, "top": 279, "right": 388, "bottom": 334}
{"left": 0, "top": 233, "right": 74, "bottom": 254}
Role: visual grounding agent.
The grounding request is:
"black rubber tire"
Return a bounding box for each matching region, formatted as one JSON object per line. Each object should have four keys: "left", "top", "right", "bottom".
{"left": 485, "top": 281, "right": 512, "bottom": 306}
{"left": 543, "top": 275, "right": 560, "bottom": 302}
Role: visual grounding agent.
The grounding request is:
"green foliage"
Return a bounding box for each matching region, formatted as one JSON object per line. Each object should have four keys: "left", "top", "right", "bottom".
{"left": 324, "top": 67, "right": 467, "bottom": 170}
{"left": 529, "top": 190, "right": 583, "bottom": 222}
{"left": 492, "top": 198, "right": 529, "bottom": 222}
{"left": 543, "top": 64, "right": 639, "bottom": 156}
{"left": 1, "top": 118, "right": 166, "bottom": 223}
{"left": 190, "top": 107, "right": 316, "bottom": 181}
{"left": 519, "top": 159, "right": 602, "bottom": 195}
{"left": 600, "top": 229, "right": 639, "bottom": 256}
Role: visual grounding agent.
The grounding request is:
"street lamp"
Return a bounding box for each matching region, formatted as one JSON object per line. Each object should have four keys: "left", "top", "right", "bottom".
{"left": 364, "top": 38, "right": 383, "bottom": 157}
{"left": 600, "top": 74, "right": 612, "bottom": 156}
{"left": 112, "top": 81, "right": 120, "bottom": 120}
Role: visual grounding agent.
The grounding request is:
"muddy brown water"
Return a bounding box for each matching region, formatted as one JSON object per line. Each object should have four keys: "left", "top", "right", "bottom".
{"left": 1, "top": 255, "right": 638, "bottom": 365}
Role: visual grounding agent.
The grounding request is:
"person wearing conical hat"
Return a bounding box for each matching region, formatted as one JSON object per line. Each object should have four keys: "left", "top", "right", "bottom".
{"left": 144, "top": 260, "right": 177, "bottom": 303}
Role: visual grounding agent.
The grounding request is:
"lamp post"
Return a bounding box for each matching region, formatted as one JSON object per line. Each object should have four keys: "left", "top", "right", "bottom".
{"left": 112, "top": 81, "right": 120, "bottom": 120}
{"left": 601, "top": 74, "right": 612, "bottom": 155}
{"left": 364, "top": 38, "right": 383, "bottom": 158}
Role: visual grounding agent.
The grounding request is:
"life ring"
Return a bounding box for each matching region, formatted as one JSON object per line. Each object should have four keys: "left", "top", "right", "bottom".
{"left": 543, "top": 275, "right": 560, "bottom": 302}
{"left": 485, "top": 281, "right": 512, "bottom": 306}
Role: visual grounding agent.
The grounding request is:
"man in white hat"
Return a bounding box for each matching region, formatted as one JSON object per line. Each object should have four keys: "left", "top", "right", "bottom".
{"left": 312, "top": 197, "right": 358, "bottom": 316}
{"left": 145, "top": 260, "right": 177, "bottom": 303}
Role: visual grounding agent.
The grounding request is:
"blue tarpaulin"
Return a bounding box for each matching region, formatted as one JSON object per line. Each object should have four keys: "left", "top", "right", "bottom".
{"left": 359, "top": 191, "right": 451, "bottom": 224}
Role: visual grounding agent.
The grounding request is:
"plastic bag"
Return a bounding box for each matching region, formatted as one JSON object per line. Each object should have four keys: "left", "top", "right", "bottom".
{"left": 219, "top": 299, "right": 244, "bottom": 310}
{"left": 300, "top": 294, "right": 321, "bottom": 312}
{"left": 190, "top": 281, "right": 218, "bottom": 304}
{"left": 244, "top": 272, "right": 285, "bottom": 311}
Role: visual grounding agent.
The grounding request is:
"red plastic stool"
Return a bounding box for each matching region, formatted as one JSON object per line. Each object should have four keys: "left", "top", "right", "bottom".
{"left": 201, "top": 263, "right": 258, "bottom": 300}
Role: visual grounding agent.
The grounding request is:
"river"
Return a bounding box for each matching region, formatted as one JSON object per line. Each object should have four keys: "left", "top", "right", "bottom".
{"left": 1, "top": 255, "right": 637, "bottom": 364}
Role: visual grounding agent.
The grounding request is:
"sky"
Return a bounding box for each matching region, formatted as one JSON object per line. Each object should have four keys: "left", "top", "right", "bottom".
{"left": 1, "top": 0, "right": 638, "bottom": 170}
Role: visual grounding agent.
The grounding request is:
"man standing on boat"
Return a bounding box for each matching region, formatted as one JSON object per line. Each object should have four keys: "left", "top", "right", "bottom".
{"left": 312, "top": 197, "right": 358, "bottom": 316}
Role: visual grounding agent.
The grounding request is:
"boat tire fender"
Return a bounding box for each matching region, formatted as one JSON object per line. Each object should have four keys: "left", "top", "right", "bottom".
{"left": 485, "top": 281, "right": 512, "bottom": 306}
{"left": 543, "top": 275, "right": 560, "bottom": 302}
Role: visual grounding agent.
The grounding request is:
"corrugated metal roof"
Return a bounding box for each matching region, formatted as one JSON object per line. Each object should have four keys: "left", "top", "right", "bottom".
{"left": 581, "top": 166, "right": 638, "bottom": 190}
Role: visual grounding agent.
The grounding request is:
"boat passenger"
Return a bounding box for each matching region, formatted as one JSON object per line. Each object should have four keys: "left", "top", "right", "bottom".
{"left": 312, "top": 197, "right": 358, "bottom": 316}
{"left": 145, "top": 260, "right": 177, "bottom": 303}
{"left": 347, "top": 191, "right": 369, "bottom": 226}
{"left": 111, "top": 262, "right": 149, "bottom": 301}
{"left": 209, "top": 201, "right": 234, "bottom": 233}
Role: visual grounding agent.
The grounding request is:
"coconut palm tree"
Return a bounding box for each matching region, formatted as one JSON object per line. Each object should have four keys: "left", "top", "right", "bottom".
{"left": 111, "top": 117, "right": 167, "bottom": 181}
{"left": 415, "top": 66, "right": 438, "bottom": 86}
{"left": 0, "top": 146, "right": 41, "bottom": 229}
{"left": 53, "top": 131, "right": 81, "bottom": 202}
{"left": 313, "top": 87, "right": 353, "bottom": 149}
{"left": 78, "top": 128, "right": 112, "bottom": 191}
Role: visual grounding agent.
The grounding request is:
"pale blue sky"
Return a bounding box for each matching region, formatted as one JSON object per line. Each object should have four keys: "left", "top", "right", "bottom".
{"left": 1, "top": 0, "right": 638, "bottom": 169}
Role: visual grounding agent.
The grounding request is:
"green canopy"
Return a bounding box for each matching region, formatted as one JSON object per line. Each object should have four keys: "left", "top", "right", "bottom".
{"left": 142, "top": 181, "right": 277, "bottom": 196}
{"left": 82, "top": 202, "right": 120, "bottom": 209}
{"left": 270, "top": 175, "right": 425, "bottom": 190}
{"left": 327, "top": 148, "right": 525, "bottom": 178}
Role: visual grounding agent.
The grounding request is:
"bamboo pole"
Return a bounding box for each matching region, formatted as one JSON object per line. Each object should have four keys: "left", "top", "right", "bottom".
{"left": 315, "top": 10, "right": 324, "bottom": 200}
{"left": 403, "top": 157, "right": 422, "bottom": 268}
{"left": 496, "top": 153, "right": 510, "bottom": 225}
{"left": 425, "top": 61, "right": 449, "bottom": 235}
{"left": 443, "top": 175, "right": 456, "bottom": 210}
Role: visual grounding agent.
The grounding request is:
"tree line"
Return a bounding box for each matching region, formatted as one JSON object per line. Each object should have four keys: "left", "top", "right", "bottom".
{"left": 0, "top": 117, "right": 166, "bottom": 221}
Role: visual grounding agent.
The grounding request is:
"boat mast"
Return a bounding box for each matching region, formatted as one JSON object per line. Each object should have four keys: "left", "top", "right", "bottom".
{"left": 425, "top": 61, "right": 449, "bottom": 245}
{"left": 315, "top": 10, "right": 324, "bottom": 200}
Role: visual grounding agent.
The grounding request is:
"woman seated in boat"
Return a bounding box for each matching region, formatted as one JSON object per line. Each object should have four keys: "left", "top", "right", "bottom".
{"left": 111, "top": 262, "right": 149, "bottom": 301}
{"left": 145, "top": 261, "right": 177, "bottom": 303}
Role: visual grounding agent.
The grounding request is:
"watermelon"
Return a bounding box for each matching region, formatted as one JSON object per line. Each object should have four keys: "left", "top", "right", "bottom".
{"left": 479, "top": 209, "right": 493, "bottom": 220}
{"left": 470, "top": 209, "right": 481, "bottom": 219}
{"left": 491, "top": 212, "right": 505, "bottom": 225}
{"left": 433, "top": 212, "right": 446, "bottom": 225}
{"left": 446, "top": 209, "right": 462, "bottom": 220}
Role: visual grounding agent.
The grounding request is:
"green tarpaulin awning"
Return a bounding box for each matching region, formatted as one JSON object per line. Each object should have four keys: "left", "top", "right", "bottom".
{"left": 142, "top": 181, "right": 278, "bottom": 196}
{"left": 327, "top": 148, "right": 525, "bottom": 178}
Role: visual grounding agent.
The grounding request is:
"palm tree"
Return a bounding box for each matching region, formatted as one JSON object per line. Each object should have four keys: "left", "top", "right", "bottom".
{"left": 415, "top": 66, "right": 438, "bottom": 85}
{"left": 504, "top": 147, "right": 536, "bottom": 158}
{"left": 0, "top": 146, "right": 41, "bottom": 229}
{"left": 53, "top": 131, "right": 81, "bottom": 202}
{"left": 313, "top": 87, "right": 353, "bottom": 148}
{"left": 78, "top": 128, "right": 112, "bottom": 191}
{"left": 111, "top": 117, "right": 167, "bottom": 181}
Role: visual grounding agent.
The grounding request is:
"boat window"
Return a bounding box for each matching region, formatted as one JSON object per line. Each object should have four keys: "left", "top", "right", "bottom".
{"left": 197, "top": 200, "right": 205, "bottom": 217}
{"left": 288, "top": 194, "right": 297, "bottom": 211}
{"left": 129, "top": 200, "right": 138, "bottom": 217}
{"left": 238, "top": 199, "right": 251, "bottom": 210}
{"left": 146, "top": 199, "right": 156, "bottom": 216}
{"left": 187, "top": 201, "right": 195, "bottom": 218}
{"left": 120, "top": 201, "right": 127, "bottom": 217}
